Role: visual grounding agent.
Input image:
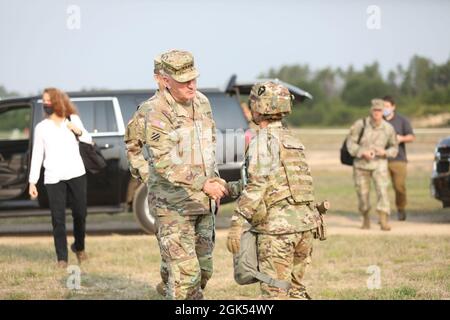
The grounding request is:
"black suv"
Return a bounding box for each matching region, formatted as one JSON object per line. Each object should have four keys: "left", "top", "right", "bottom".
{"left": 431, "top": 136, "right": 450, "bottom": 208}
{"left": 0, "top": 77, "right": 311, "bottom": 232}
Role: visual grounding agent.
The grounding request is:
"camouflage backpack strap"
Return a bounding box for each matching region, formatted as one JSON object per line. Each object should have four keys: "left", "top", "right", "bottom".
{"left": 357, "top": 118, "right": 367, "bottom": 145}
{"left": 142, "top": 108, "right": 152, "bottom": 162}
{"left": 233, "top": 230, "right": 292, "bottom": 290}
{"left": 254, "top": 272, "right": 291, "bottom": 291}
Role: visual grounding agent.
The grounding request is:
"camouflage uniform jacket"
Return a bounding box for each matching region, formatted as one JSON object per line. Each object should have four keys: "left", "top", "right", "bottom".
{"left": 233, "top": 121, "right": 318, "bottom": 234}
{"left": 144, "top": 89, "right": 219, "bottom": 215}
{"left": 346, "top": 117, "right": 398, "bottom": 171}
{"left": 124, "top": 90, "right": 161, "bottom": 183}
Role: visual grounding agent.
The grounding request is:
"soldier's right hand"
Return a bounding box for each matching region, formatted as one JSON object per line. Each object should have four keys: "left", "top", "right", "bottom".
{"left": 203, "top": 178, "right": 229, "bottom": 200}
{"left": 211, "top": 177, "right": 227, "bottom": 186}
{"left": 374, "top": 147, "right": 386, "bottom": 157}
{"left": 226, "top": 221, "right": 242, "bottom": 254}
{"left": 362, "top": 150, "right": 375, "bottom": 160}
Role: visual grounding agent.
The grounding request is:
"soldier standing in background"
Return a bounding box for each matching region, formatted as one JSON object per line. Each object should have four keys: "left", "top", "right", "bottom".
{"left": 346, "top": 99, "right": 398, "bottom": 231}
{"left": 142, "top": 49, "right": 228, "bottom": 300}
{"left": 226, "top": 81, "right": 326, "bottom": 299}
{"left": 382, "top": 95, "right": 415, "bottom": 221}
{"left": 124, "top": 54, "right": 169, "bottom": 296}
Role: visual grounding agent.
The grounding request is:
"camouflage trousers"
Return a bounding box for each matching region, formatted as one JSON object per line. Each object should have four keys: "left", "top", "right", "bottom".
{"left": 156, "top": 210, "right": 215, "bottom": 300}
{"left": 257, "top": 230, "right": 314, "bottom": 299}
{"left": 353, "top": 166, "right": 390, "bottom": 215}
{"left": 148, "top": 193, "right": 169, "bottom": 288}
{"left": 154, "top": 231, "right": 169, "bottom": 287}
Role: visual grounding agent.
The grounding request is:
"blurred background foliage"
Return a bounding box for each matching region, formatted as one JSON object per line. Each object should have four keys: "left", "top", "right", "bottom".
{"left": 1, "top": 54, "right": 449, "bottom": 127}
{"left": 260, "top": 55, "right": 450, "bottom": 127}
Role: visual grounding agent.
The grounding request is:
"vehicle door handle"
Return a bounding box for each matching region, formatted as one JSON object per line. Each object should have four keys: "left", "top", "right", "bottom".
{"left": 99, "top": 144, "right": 113, "bottom": 150}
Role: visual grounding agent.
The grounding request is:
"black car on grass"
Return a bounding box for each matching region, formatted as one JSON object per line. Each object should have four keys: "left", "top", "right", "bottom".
{"left": 431, "top": 136, "right": 450, "bottom": 208}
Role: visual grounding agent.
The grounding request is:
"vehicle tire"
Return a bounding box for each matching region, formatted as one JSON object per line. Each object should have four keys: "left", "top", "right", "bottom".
{"left": 132, "top": 183, "right": 156, "bottom": 234}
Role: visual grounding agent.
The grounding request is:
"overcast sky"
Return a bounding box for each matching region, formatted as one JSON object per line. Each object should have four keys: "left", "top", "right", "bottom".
{"left": 1, "top": 0, "right": 449, "bottom": 95}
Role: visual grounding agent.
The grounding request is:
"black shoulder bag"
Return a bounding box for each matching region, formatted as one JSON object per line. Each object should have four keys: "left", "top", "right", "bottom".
{"left": 340, "top": 118, "right": 366, "bottom": 166}
{"left": 68, "top": 116, "right": 107, "bottom": 174}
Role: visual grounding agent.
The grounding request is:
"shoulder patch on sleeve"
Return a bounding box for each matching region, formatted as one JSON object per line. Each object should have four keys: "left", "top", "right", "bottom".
{"left": 150, "top": 119, "right": 166, "bottom": 130}
{"left": 150, "top": 131, "right": 161, "bottom": 142}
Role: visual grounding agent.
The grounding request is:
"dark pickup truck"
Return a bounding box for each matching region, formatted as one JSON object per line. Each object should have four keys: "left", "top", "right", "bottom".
{"left": 0, "top": 76, "right": 312, "bottom": 233}
{"left": 431, "top": 136, "right": 450, "bottom": 208}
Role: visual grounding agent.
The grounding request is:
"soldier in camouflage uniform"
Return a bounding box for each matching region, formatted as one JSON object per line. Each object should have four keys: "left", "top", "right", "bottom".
{"left": 142, "top": 50, "right": 228, "bottom": 300}
{"left": 124, "top": 54, "right": 170, "bottom": 296}
{"left": 226, "top": 81, "right": 326, "bottom": 300}
{"left": 125, "top": 54, "right": 165, "bottom": 183}
{"left": 346, "top": 99, "right": 398, "bottom": 231}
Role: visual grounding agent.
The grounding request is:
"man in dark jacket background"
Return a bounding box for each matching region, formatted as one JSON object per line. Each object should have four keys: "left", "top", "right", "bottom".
{"left": 382, "top": 95, "right": 415, "bottom": 221}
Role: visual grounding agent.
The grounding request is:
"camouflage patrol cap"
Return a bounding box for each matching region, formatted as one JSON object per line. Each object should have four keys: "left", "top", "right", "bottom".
{"left": 371, "top": 99, "right": 384, "bottom": 111}
{"left": 153, "top": 54, "right": 162, "bottom": 75}
{"left": 161, "top": 50, "right": 199, "bottom": 82}
{"left": 249, "top": 81, "right": 293, "bottom": 116}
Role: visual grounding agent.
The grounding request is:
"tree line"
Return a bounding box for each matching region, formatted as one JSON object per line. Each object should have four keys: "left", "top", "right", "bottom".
{"left": 1, "top": 54, "right": 449, "bottom": 127}
{"left": 261, "top": 55, "right": 450, "bottom": 127}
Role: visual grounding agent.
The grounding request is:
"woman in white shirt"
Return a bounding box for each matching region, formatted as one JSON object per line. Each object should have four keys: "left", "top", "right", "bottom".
{"left": 29, "top": 88, "right": 92, "bottom": 268}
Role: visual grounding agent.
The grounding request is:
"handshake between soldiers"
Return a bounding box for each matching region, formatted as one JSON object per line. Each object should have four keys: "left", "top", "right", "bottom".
{"left": 203, "top": 177, "right": 229, "bottom": 200}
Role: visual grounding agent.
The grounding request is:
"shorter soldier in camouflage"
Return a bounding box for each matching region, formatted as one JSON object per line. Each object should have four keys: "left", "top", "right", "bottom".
{"left": 346, "top": 99, "right": 398, "bottom": 231}
{"left": 226, "top": 81, "right": 326, "bottom": 300}
{"left": 124, "top": 54, "right": 169, "bottom": 296}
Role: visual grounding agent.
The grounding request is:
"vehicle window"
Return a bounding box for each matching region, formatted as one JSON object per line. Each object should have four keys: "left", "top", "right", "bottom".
{"left": 119, "top": 94, "right": 153, "bottom": 126}
{"left": 0, "top": 106, "right": 31, "bottom": 140}
{"left": 207, "top": 93, "right": 248, "bottom": 131}
{"left": 74, "top": 100, "right": 118, "bottom": 133}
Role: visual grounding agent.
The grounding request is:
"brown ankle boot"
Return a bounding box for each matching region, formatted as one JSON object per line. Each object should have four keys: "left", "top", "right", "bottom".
{"left": 378, "top": 211, "right": 391, "bottom": 231}
{"left": 361, "top": 212, "right": 370, "bottom": 229}
{"left": 156, "top": 282, "right": 167, "bottom": 296}
{"left": 397, "top": 210, "right": 406, "bottom": 221}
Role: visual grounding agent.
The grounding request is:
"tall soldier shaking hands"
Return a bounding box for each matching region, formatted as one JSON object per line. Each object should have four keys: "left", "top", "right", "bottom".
{"left": 141, "top": 50, "right": 227, "bottom": 300}
{"left": 124, "top": 54, "right": 170, "bottom": 297}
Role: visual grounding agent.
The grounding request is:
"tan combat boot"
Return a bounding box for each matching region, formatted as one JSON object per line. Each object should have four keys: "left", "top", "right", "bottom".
{"left": 378, "top": 211, "right": 391, "bottom": 231}
{"left": 156, "top": 281, "right": 167, "bottom": 296}
{"left": 361, "top": 211, "right": 370, "bottom": 229}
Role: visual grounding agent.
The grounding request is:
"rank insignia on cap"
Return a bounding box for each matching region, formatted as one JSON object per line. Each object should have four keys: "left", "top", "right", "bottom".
{"left": 258, "top": 86, "right": 266, "bottom": 96}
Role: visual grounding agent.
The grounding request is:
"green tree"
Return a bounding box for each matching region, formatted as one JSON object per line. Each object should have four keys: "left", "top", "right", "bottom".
{"left": 0, "top": 85, "right": 20, "bottom": 99}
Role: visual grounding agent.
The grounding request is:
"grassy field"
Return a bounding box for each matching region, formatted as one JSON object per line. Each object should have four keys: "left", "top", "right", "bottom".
{"left": 1, "top": 231, "right": 448, "bottom": 300}
{"left": 1, "top": 168, "right": 448, "bottom": 300}
{"left": 1, "top": 129, "right": 449, "bottom": 300}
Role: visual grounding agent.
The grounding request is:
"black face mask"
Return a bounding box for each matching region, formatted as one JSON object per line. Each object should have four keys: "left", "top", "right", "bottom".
{"left": 43, "top": 104, "right": 54, "bottom": 116}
